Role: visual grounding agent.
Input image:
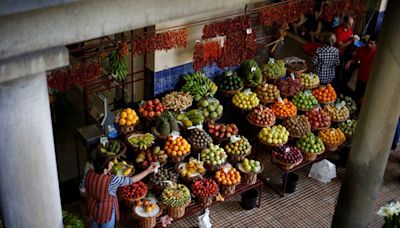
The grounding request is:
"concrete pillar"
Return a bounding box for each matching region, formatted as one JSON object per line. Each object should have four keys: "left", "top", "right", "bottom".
{"left": 332, "top": 1, "right": 400, "bottom": 227}
{"left": 0, "top": 47, "right": 68, "bottom": 228}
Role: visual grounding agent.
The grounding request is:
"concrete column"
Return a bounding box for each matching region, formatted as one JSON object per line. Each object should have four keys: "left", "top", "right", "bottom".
{"left": 332, "top": 1, "right": 400, "bottom": 227}
{"left": 0, "top": 47, "right": 68, "bottom": 228}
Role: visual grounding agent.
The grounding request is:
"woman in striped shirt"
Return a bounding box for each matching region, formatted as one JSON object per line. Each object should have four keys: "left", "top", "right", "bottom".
{"left": 83, "top": 153, "right": 157, "bottom": 228}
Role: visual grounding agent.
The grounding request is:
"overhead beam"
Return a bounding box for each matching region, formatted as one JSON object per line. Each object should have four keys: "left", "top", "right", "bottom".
{"left": 0, "top": 0, "right": 262, "bottom": 60}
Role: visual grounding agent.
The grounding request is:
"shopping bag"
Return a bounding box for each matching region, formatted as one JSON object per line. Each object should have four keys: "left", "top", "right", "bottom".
{"left": 308, "top": 159, "right": 337, "bottom": 183}
{"left": 198, "top": 208, "right": 212, "bottom": 228}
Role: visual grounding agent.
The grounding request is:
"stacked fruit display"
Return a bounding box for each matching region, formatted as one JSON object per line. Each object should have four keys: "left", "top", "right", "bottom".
{"left": 178, "top": 158, "right": 207, "bottom": 179}
{"left": 98, "top": 140, "right": 125, "bottom": 157}
{"left": 338, "top": 119, "right": 357, "bottom": 137}
{"left": 116, "top": 108, "right": 139, "bottom": 127}
{"left": 207, "top": 123, "right": 239, "bottom": 142}
{"left": 286, "top": 61, "right": 307, "bottom": 73}
{"left": 135, "top": 146, "right": 168, "bottom": 168}
{"left": 283, "top": 115, "right": 311, "bottom": 138}
{"left": 238, "top": 158, "right": 262, "bottom": 173}
{"left": 324, "top": 103, "right": 350, "bottom": 122}
{"left": 338, "top": 94, "right": 357, "bottom": 114}
{"left": 258, "top": 125, "right": 290, "bottom": 146}
{"left": 232, "top": 90, "right": 260, "bottom": 111}
{"left": 276, "top": 76, "right": 303, "bottom": 97}
{"left": 197, "top": 98, "right": 223, "bottom": 122}
{"left": 111, "top": 159, "right": 134, "bottom": 176}
{"left": 128, "top": 133, "right": 155, "bottom": 150}
{"left": 247, "top": 105, "right": 276, "bottom": 127}
{"left": 292, "top": 91, "right": 319, "bottom": 111}
{"left": 161, "top": 184, "right": 191, "bottom": 208}
{"left": 215, "top": 71, "right": 244, "bottom": 91}
{"left": 262, "top": 59, "right": 286, "bottom": 80}
{"left": 118, "top": 181, "right": 148, "bottom": 200}
{"left": 271, "top": 98, "right": 297, "bottom": 119}
{"left": 164, "top": 136, "right": 191, "bottom": 158}
{"left": 272, "top": 145, "right": 303, "bottom": 167}
{"left": 312, "top": 84, "right": 337, "bottom": 103}
{"left": 256, "top": 83, "right": 280, "bottom": 104}
{"left": 191, "top": 178, "right": 219, "bottom": 197}
{"left": 176, "top": 109, "right": 204, "bottom": 128}
{"left": 224, "top": 135, "right": 252, "bottom": 161}
{"left": 306, "top": 106, "right": 331, "bottom": 130}
{"left": 296, "top": 133, "right": 325, "bottom": 155}
{"left": 149, "top": 168, "right": 178, "bottom": 190}
{"left": 240, "top": 59, "right": 263, "bottom": 87}
{"left": 154, "top": 112, "right": 180, "bottom": 137}
{"left": 138, "top": 99, "right": 166, "bottom": 119}
{"left": 318, "top": 128, "right": 346, "bottom": 150}
{"left": 299, "top": 73, "right": 319, "bottom": 89}
{"left": 181, "top": 72, "right": 218, "bottom": 101}
{"left": 162, "top": 91, "right": 193, "bottom": 112}
{"left": 215, "top": 167, "right": 241, "bottom": 186}
{"left": 135, "top": 199, "right": 157, "bottom": 214}
{"left": 201, "top": 144, "right": 227, "bottom": 167}
{"left": 186, "top": 128, "right": 212, "bottom": 152}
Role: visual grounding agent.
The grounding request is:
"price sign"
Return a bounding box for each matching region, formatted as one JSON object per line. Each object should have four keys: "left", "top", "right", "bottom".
{"left": 246, "top": 28, "right": 253, "bottom": 34}
{"left": 222, "top": 163, "right": 232, "bottom": 173}
{"left": 304, "top": 90, "right": 312, "bottom": 96}
{"left": 100, "top": 137, "right": 108, "bottom": 146}
{"left": 269, "top": 58, "right": 275, "bottom": 64}
{"left": 230, "top": 135, "right": 241, "bottom": 143}
{"left": 285, "top": 147, "right": 290, "bottom": 153}
{"left": 290, "top": 73, "right": 295, "bottom": 80}
{"left": 251, "top": 67, "right": 256, "bottom": 72}
{"left": 243, "top": 88, "right": 252, "bottom": 95}
{"left": 336, "top": 101, "right": 345, "bottom": 110}
{"left": 277, "top": 96, "right": 283, "bottom": 103}
{"left": 187, "top": 124, "right": 203, "bottom": 130}
{"left": 170, "top": 131, "right": 180, "bottom": 140}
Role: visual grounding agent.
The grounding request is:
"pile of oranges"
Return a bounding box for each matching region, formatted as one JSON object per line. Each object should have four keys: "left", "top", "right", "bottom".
{"left": 318, "top": 128, "right": 346, "bottom": 145}
{"left": 271, "top": 98, "right": 297, "bottom": 119}
{"left": 215, "top": 168, "right": 241, "bottom": 186}
{"left": 164, "top": 136, "right": 191, "bottom": 157}
{"left": 312, "top": 84, "right": 337, "bottom": 103}
{"left": 117, "top": 108, "right": 139, "bottom": 126}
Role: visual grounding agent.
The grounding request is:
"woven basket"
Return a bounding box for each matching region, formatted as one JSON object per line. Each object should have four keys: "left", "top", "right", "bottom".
{"left": 260, "top": 139, "right": 288, "bottom": 148}
{"left": 195, "top": 190, "right": 218, "bottom": 208}
{"left": 297, "top": 106, "right": 313, "bottom": 112}
{"left": 238, "top": 164, "right": 264, "bottom": 185}
{"left": 332, "top": 114, "right": 350, "bottom": 123}
{"left": 220, "top": 86, "right": 244, "bottom": 97}
{"left": 167, "top": 201, "right": 190, "bottom": 219}
{"left": 227, "top": 153, "right": 250, "bottom": 163}
{"left": 320, "top": 101, "right": 335, "bottom": 106}
{"left": 133, "top": 204, "right": 163, "bottom": 228}
{"left": 126, "top": 133, "right": 154, "bottom": 152}
{"left": 246, "top": 115, "right": 276, "bottom": 128}
{"left": 169, "top": 153, "right": 190, "bottom": 163}
{"left": 325, "top": 140, "right": 345, "bottom": 152}
{"left": 204, "top": 162, "right": 226, "bottom": 173}
{"left": 220, "top": 184, "right": 237, "bottom": 196}
{"left": 97, "top": 140, "right": 127, "bottom": 159}
{"left": 272, "top": 157, "right": 302, "bottom": 171}
{"left": 287, "top": 67, "right": 307, "bottom": 75}
{"left": 302, "top": 151, "right": 324, "bottom": 161}
{"left": 304, "top": 82, "right": 320, "bottom": 90}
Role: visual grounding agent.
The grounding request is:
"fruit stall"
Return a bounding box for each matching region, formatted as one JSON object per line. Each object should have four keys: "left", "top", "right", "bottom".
{"left": 50, "top": 1, "right": 367, "bottom": 227}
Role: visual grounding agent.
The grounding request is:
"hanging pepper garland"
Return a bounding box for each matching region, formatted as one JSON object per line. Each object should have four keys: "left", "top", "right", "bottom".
{"left": 194, "top": 15, "right": 256, "bottom": 70}
{"left": 47, "top": 62, "right": 102, "bottom": 93}
{"left": 259, "top": 0, "right": 315, "bottom": 27}
{"left": 321, "top": 0, "right": 366, "bottom": 22}
{"left": 131, "top": 29, "right": 188, "bottom": 55}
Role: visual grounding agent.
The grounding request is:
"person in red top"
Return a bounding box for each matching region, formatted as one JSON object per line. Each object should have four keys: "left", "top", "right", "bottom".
{"left": 335, "top": 15, "right": 354, "bottom": 55}
{"left": 345, "top": 34, "right": 378, "bottom": 103}
{"left": 83, "top": 153, "right": 157, "bottom": 228}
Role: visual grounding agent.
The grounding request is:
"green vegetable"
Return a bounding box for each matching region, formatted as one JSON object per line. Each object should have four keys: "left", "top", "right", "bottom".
{"left": 239, "top": 59, "right": 262, "bottom": 87}
{"left": 262, "top": 59, "right": 286, "bottom": 79}
{"left": 63, "top": 210, "right": 84, "bottom": 228}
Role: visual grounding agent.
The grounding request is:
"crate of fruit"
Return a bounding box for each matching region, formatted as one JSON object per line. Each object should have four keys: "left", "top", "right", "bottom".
{"left": 296, "top": 133, "right": 325, "bottom": 161}
{"left": 215, "top": 71, "right": 244, "bottom": 97}
{"left": 201, "top": 144, "right": 227, "bottom": 172}
{"left": 255, "top": 83, "right": 280, "bottom": 104}
{"left": 237, "top": 158, "right": 263, "bottom": 185}
{"left": 197, "top": 97, "right": 223, "bottom": 124}
{"left": 324, "top": 102, "right": 350, "bottom": 122}
{"left": 282, "top": 115, "right": 311, "bottom": 139}
{"left": 271, "top": 146, "right": 303, "bottom": 171}
{"left": 214, "top": 165, "right": 241, "bottom": 196}
{"left": 191, "top": 178, "right": 219, "bottom": 208}
{"left": 97, "top": 140, "right": 127, "bottom": 159}
{"left": 115, "top": 107, "right": 140, "bottom": 135}
{"left": 164, "top": 136, "right": 191, "bottom": 163}
{"left": 161, "top": 183, "right": 191, "bottom": 219}
{"left": 261, "top": 58, "right": 286, "bottom": 81}
{"left": 306, "top": 106, "right": 331, "bottom": 131}
{"left": 118, "top": 181, "right": 148, "bottom": 203}
{"left": 318, "top": 128, "right": 346, "bottom": 151}
{"left": 247, "top": 105, "right": 276, "bottom": 128}
{"left": 299, "top": 72, "right": 320, "bottom": 90}
{"left": 258, "top": 125, "right": 289, "bottom": 147}
{"left": 225, "top": 135, "right": 252, "bottom": 163}
{"left": 271, "top": 98, "right": 297, "bottom": 120}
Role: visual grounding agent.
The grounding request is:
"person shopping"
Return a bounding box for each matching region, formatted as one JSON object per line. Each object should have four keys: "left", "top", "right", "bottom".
{"left": 82, "top": 153, "right": 157, "bottom": 228}
{"left": 312, "top": 32, "right": 340, "bottom": 85}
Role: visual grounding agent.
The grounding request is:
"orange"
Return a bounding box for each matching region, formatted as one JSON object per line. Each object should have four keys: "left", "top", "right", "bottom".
{"left": 127, "top": 114, "right": 134, "bottom": 121}
{"left": 119, "top": 119, "right": 126, "bottom": 126}
{"left": 177, "top": 151, "right": 182, "bottom": 156}
{"left": 173, "top": 146, "right": 179, "bottom": 151}
{"left": 126, "top": 120, "right": 132, "bottom": 126}
{"left": 120, "top": 111, "right": 128, "bottom": 119}
{"left": 171, "top": 151, "right": 177, "bottom": 156}
{"left": 126, "top": 108, "right": 133, "bottom": 114}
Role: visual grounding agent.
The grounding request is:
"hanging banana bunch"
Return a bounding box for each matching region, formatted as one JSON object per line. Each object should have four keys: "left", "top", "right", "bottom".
{"left": 108, "top": 50, "right": 128, "bottom": 82}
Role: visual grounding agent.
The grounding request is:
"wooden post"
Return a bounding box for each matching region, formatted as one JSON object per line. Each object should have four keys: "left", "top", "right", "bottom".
{"left": 332, "top": 1, "right": 400, "bottom": 227}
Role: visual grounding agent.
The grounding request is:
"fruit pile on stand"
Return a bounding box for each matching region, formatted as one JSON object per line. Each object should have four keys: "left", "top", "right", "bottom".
{"left": 90, "top": 56, "right": 360, "bottom": 227}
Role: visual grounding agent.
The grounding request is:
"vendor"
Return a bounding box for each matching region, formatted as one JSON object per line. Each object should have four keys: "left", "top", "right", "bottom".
{"left": 312, "top": 32, "right": 340, "bottom": 85}
{"left": 345, "top": 34, "right": 378, "bottom": 104}
{"left": 82, "top": 153, "right": 157, "bottom": 228}
{"left": 334, "top": 15, "right": 355, "bottom": 56}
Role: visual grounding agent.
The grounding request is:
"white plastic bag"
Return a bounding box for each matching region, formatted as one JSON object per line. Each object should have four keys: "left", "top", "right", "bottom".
{"left": 198, "top": 208, "right": 212, "bottom": 228}
{"left": 308, "top": 159, "right": 336, "bottom": 183}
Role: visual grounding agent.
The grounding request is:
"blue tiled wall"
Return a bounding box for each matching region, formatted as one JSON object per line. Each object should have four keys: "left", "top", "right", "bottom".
{"left": 154, "top": 62, "right": 239, "bottom": 96}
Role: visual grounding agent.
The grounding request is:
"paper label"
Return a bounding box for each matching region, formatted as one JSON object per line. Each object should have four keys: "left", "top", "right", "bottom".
{"left": 162, "top": 180, "right": 175, "bottom": 187}
{"left": 100, "top": 137, "right": 108, "bottom": 146}
{"left": 187, "top": 124, "right": 203, "bottom": 130}
{"left": 243, "top": 88, "right": 252, "bottom": 96}
{"left": 285, "top": 147, "right": 290, "bottom": 153}
{"left": 251, "top": 67, "right": 256, "bottom": 72}
{"left": 290, "top": 73, "right": 295, "bottom": 80}
{"left": 346, "top": 119, "right": 352, "bottom": 124}
{"left": 170, "top": 131, "right": 180, "bottom": 140}
{"left": 304, "top": 90, "right": 312, "bottom": 96}
{"left": 269, "top": 58, "right": 275, "bottom": 64}
{"left": 230, "top": 135, "right": 241, "bottom": 144}
{"left": 309, "top": 72, "right": 314, "bottom": 77}
{"left": 336, "top": 101, "right": 346, "bottom": 110}
{"left": 222, "top": 163, "right": 232, "bottom": 173}
{"left": 246, "top": 28, "right": 253, "bottom": 34}
{"left": 154, "top": 162, "right": 160, "bottom": 174}
{"left": 277, "top": 96, "right": 283, "bottom": 103}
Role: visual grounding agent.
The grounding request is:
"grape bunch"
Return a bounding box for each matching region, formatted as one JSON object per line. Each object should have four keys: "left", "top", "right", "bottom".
{"left": 272, "top": 145, "right": 303, "bottom": 164}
